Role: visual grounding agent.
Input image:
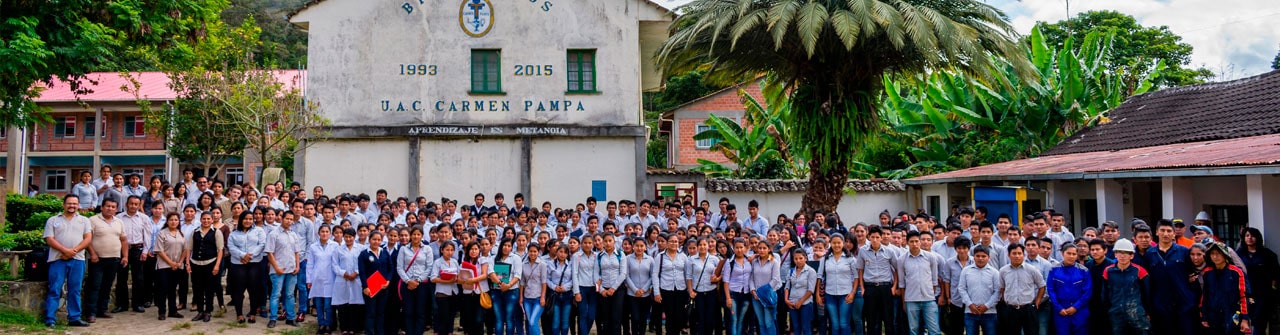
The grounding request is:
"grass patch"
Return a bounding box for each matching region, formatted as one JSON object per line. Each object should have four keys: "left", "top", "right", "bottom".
{"left": 270, "top": 323, "right": 316, "bottom": 335}
{"left": 171, "top": 321, "right": 193, "bottom": 330}
{"left": 0, "top": 308, "right": 61, "bottom": 334}
{"left": 189, "top": 331, "right": 206, "bottom": 335}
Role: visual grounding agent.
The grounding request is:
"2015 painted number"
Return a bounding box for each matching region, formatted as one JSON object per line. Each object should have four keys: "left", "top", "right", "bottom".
{"left": 514, "top": 65, "right": 553, "bottom": 76}
{"left": 400, "top": 64, "right": 438, "bottom": 76}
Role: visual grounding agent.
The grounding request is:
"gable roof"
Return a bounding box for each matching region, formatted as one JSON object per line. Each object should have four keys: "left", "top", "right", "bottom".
{"left": 1043, "top": 70, "right": 1280, "bottom": 156}
{"left": 657, "top": 80, "right": 766, "bottom": 136}
{"left": 289, "top": 0, "right": 676, "bottom": 20}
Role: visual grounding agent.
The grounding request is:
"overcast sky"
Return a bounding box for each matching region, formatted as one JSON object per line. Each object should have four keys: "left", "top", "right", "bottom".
{"left": 651, "top": 0, "right": 1280, "bottom": 80}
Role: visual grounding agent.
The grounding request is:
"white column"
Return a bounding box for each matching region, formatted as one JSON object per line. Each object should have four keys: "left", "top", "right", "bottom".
{"left": 1247, "top": 174, "right": 1280, "bottom": 244}
{"left": 1096, "top": 179, "right": 1125, "bottom": 231}
{"left": 1162, "top": 177, "right": 1195, "bottom": 221}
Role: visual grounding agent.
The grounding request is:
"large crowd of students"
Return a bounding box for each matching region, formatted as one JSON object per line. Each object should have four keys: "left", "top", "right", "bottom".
{"left": 39, "top": 166, "right": 1279, "bottom": 335}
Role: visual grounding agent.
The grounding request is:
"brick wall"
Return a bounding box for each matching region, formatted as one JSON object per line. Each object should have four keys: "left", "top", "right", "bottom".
{"left": 677, "top": 118, "right": 734, "bottom": 166}
{"left": 671, "top": 82, "right": 766, "bottom": 167}
{"left": 32, "top": 112, "right": 164, "bottom": 152}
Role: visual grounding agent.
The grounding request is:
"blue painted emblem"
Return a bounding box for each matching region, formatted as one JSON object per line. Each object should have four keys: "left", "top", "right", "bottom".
{"left": 459, "top": 0, "right": 494, "bottom": 37}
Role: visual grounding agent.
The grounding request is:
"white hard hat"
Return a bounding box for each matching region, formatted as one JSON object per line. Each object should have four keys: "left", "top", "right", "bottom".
{"left": 1195, "top": 211, "right": 1210, "bottom": 221}
{"left": 1114, "top": 238, "right": 1136, "bottom": 253}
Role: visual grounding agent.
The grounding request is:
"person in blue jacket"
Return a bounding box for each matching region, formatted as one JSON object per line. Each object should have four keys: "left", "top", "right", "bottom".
{"left": 1102, "top": 238, "right": 1151, "bottom": 335}
{"left": 1201, "top": 241, "right": 1252, "bottom": 335}
{"left": 1047, "top": 243, "right": 1090, "bottom": 335}
{"left": 359, "top": 231, "right": 394, "bottom": 335}
{"left": 1143, "top": 219, "right": 1196, "bottom": 335}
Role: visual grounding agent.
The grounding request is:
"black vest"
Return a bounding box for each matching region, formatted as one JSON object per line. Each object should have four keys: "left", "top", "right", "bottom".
{"left": 191, "top": 229, "right": 218, "bottom": 261}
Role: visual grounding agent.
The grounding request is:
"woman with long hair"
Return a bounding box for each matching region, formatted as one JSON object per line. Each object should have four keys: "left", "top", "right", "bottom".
{"left": 162, "top": 185, "right": 182, "bottom": 216}
{"left": 688, "top": 237, "right": 721, "bottom": 335}
{"left": 722, "top": 237, "right": 754, "bottom": 335}
{"left": 655, "top": 233, "right": 688, "bottom": 335}
{"left": 385, "top": 228, "right": 407, "bottom": 335}
{"left": 398, "top": 227, "right": 433, "bottom": 335}
{"left": 144, "top": 176, "right": 164, "bottom": 210}
{"left": 1237, "top": 227, "right": 1278, "bottom": 334}
{"left": 359, "top": 231, "right": 392, "bottom": 335}
{"left": 572, "top": 235, "right": 598, "bottom": 335}
{"left": 335, "top": 227, "right": 366, "bottom": 335}
{"left": 522, "top": 243, "right": 548, "bottom": 335}
{"left": 786, "top": 249, "right": 818, "bottom": 335}
{"left": 430, "top": 241, "right": 460, "bottom": 335}
{"left": 546, "top": 242, "right": 574, "bottom": 335}
{"left": 595, "top": 233, "right": 628, "bottom": 335}
{"left": 458, "top": 241, "right": 488, "bottom": 335}
{"left": 228, "top": 211, "right": 266, "bottom": 324}
{"left": 196, "top": 192, "right": 216, "bottom": 213}
{"left": 185, "top": 212, "right": 224, "bottom": 322}
{"left": 308, "top": 225, "right": 339, "bottom": 334}
{"left": 817, "top": 233, "right": 860, "bottom": 335}
{"left": 489, "top": 238, "right": 524, "bottom": 335}
{"left": 623, "top": 238, "right": 654, "bottom": 335}
{"left": 750, "top": 240, "right": 782, "bottom": 335}
{"left": 209, "top": 206, "right": 229, "bottom": 314}
{"left": 154, "top": 212, "right": 186, "bottom": 320}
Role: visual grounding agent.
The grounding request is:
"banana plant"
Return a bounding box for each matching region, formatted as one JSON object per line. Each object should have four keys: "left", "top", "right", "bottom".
{"left": 691, "top": 113, "right": 784, "bottom": 178}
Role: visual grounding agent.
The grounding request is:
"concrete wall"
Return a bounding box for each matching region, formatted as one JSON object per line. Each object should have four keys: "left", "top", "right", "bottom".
{"left": 302, "top": 139, "right": 411, "bottom": 197}
{"left": 530, "top": 138, "right": 637, "bottom": 207}
{"left": 1192, "top": 176, "right": 1249, "bottom": 209}
{"left": 290, "top": 0, "right": 668, "bottom": 127}
{"left": 418, "top": 138, "right": 522, "bottom": 201}
{"left": 711, "top": 190, "right": 907, "bottom": 224}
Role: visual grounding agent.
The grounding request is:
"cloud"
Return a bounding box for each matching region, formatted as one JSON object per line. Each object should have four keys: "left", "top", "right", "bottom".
{"left": 653, "top": 0, "right": 1280, "bottom": 79}
{"left": 992, "top": 0, "right": 1280, "bottom": 80}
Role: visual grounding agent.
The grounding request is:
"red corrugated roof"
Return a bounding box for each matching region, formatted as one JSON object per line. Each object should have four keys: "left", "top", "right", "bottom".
{"left": 34, "top": 70, "right": 307, "bottom": 103}
{"left": 908, "top": 133, "right": 1280, "bottom": 182}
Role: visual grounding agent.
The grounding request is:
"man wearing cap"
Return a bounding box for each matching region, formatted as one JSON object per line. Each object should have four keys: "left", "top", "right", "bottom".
{"left": 1102, "top": 238, "right": 1152, "bottom": 335}
{"left": 1193, "top": 225, "right": 1217, "bottom": 244}
{"left": 1171, "top": 219, "right": 1194, "bottom": 247}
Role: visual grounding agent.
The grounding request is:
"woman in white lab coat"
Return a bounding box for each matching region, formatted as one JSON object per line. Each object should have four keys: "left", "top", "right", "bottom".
{"left": 307, "top": 225, "right": 339, "bottom": 334}
{"left": 333, "top": 227, "right": 366, "bottom": 335}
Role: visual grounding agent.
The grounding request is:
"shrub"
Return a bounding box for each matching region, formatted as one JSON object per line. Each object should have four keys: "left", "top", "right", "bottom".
{"left": 0, "top": 230, "right": 47, "bottom": 252}
{"left": 5, "top": 194, "right": 63, "bottom": 231}
{"left": 20, "top": 212, "right": 57, "bottom": 233}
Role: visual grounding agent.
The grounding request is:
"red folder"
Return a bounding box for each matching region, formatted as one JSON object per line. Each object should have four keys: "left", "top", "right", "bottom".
{"left": 367, "top": 271, "right": 388, "bottom": 296}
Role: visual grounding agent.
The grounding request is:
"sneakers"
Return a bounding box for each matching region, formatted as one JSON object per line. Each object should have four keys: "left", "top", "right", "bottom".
{"left": 268, "top": 320, "right": 278, "bottom": 329}
{"left": 67, "top": 320, "right": 90, "bottom": 327}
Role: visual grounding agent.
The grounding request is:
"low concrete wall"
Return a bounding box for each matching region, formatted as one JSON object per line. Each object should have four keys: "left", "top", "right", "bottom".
{"left": 1, "top": 281, "right": 50, "bottom": 315}
{"left": 706, "top": 179, "right": 910, "bottom": 224}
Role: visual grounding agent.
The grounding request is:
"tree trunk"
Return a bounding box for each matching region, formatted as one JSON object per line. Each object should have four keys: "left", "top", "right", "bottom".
{"left": 799, "top": 151, "right": 848, "bottom": 214}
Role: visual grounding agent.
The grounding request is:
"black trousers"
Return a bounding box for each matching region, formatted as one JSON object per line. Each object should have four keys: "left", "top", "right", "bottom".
{"left": 942, "top": 304, "right": 965, "bottom": 335}
{"left": 691, "top": 291, "right": 719, "bottom": 335}
{"left": 433, "top": 294, "right": 455, "bottom": 334}
{"left": 156, "top": 268, "right": 182, "bottom": 315}
{"left": 863, "top": 283, "right": 893, "bottom": 335}
{"left": 114, "top": 246, "right": 146, "bottom": 309}
{"left": 660, "top": 289, "right": 688, "bottom": 335}
{"left": 84, "top": 257, "right": 120, "bottom": 316}
{"left": 387, "top": 285, "right": 405, "bottom": 334}
{"left": 190, "top": 263, "right": 217, "bottom": 313}
{"left": 365, "top": 291, "right": 389, "bottom": 335}
{"left": 228, "top": 262, "right": 265, "bottom": 316}
{"left": 458, "top": 293, "right": 482, "bottom": 335}
{"left": 598, "top": 285, "right": 626, "bottom": 335}
{"left": 143, "top": 257, "right": 157, "bottom": 306}
{"left": 178, "top": 265, "right": 189, "bottom": 306}
{"left": 339, "top": 303, "right": 366, "bottom": 332}
{"left": 627, "top": 294, "right": 653, "bottom": 335}
{"left": 998, "top": 303, "right": 1039, "bottom": 335}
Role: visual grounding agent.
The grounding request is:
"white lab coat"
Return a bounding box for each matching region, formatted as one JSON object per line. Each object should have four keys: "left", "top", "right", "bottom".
{"left": 332, "top": 242, "right": 366, "bottom": 305}
{"left": 306, "top": 240, "right": 339, "bottom": 298}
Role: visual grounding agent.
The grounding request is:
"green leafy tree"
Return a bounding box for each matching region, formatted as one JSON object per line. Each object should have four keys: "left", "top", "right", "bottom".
{"left": 221, "top": 0, "right": 310, "bottom": 68}
{"left": 1035, "top": 10, "right": 1211, "bottom": 90}
{"left": 0, "top": 0, "right": 227, "bottom": 127}
{"left": 659, "top": 0, "right": 1031, "bottom": 212}
{"left": 1272, "top": 45, "right": 1279, "bottom": 70}
{"left": 875, "top": 29, "right": 1162, "bottom": 178}
{"left": 692, "top": 77, "right": 807, "bottom": 179}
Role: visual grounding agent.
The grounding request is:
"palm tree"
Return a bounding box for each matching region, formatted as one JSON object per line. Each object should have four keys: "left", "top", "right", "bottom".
{"left": 658, "top": 0, "right": 1033, "bottom": 213}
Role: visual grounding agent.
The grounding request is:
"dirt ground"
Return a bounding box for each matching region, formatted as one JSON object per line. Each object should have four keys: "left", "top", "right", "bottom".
{"left": 40, "top": 308, "right": 317, "bottom": 335}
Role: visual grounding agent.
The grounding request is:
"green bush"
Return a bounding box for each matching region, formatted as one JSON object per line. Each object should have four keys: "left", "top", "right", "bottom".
{"left": 6, "top": 193, "right": 63, "bottom": 231}
{"left": 20, "top": 212, "right": 57, "bottom": 233}
{"left": 10, "top": 230, "right": 45, "bottom": 251}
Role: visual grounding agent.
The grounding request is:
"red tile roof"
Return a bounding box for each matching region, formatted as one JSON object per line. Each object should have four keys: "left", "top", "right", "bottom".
{"left": 34, "top": 70, "right": 307, "bottom": 103}
{"left": 908, "top": 133, "right": 1280, "bottom": 183}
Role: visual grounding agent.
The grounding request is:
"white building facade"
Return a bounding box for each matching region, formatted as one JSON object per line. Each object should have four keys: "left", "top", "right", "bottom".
{"left": 289, "top": 0, "right": 672, "bottom": 205}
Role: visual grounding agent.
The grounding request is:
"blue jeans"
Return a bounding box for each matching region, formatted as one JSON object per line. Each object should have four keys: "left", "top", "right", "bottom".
{"left": 269, "top": 273, "right": 297, "bottom": 320}
{"left": 904, "top": 301, "right": 940, "bottom": 335}
{"left": 752, "top": 296, "right": 778, "bottom": 335}
{"left": 295, "top": 260, "right": 310, "bottom": 314}
{"left": 825, "top": 294, "right": 853, "bottom": 335}
{"left": 790, "top": 303, "right": 815, "bottom": 335}
{"left": 45, "top": 259, "right": 86, "bottom": 324}
{"left": 314, "top": 297, "right": 333, "bottom": 327}
{"left": 728, "top": 292, "right": 752, "bottom": 335}
{"left": 523, "top": 297, "right": 545, "bottom": 335}
{"left": 493, "top": 289, "right": 520, "bottom": 335}
{"left": 549, "top": 292, "right": 572, "bottom": 335}
{"left": 576, "top": 286, "right": 598, "bottom": 334}
{"left": 851, "top": 291, "right": 865, "bottom": 335}
{"left": 965, "top": 313, "right": 997, "bottom": 335}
